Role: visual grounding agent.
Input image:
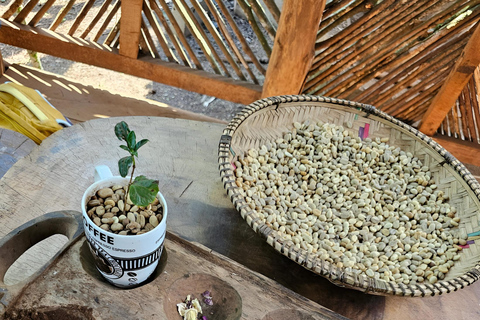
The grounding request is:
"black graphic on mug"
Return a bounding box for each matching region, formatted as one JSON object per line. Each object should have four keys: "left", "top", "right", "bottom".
{"left": 86, "top": 238, "right": 123, "bottom": 278}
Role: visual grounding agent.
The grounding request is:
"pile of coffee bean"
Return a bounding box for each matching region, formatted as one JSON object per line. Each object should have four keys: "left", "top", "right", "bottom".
{"left": 86, "top": 185, "right": 163, "bottom": 235}
{"left": 234, "top": 121, "right": 464, "bottom": 285}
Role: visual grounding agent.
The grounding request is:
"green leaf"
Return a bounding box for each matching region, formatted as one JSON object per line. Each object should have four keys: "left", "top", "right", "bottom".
{"left": 115, "top": 122, "right": 130, "bottom": 141}
{"left": 119, "top": 145, "right": 130, "bottom": 152}
{"left": 127, "top": 131, "right": 136, "bottom": 150}
{"left": 135, "top": 139, "right": 149, "bottom": 151}
{"left": 129, "top": 176, "right": 159, "bottom": 207}
{"left": 118, "top": 156, "right": 133, "bottom": 177}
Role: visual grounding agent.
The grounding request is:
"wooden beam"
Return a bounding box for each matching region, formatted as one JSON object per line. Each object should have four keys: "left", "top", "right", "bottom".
{"left": 419, "top": 21, "right": 480, "bottom": 136}
{"left": 433, "top": 134, "right": 480, "bottom": 167}
{"left": 0, "top": 19, "right": 262, "bottom": 105}
{"left": 261, "top": 0, "right": 326, "bottom": 98}
{"left": 119, "top": 0, "right": 144, "bottom": 58}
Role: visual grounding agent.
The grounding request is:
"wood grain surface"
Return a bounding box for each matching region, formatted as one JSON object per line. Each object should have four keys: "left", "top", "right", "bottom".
{"left": 0, "top": 117, "right": 479, "bottom": 319}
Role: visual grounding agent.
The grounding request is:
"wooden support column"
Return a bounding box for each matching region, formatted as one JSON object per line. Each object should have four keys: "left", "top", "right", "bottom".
{"left": 419, "top": 21, "right": 480, "bottom": 136}
{"left": 261, "top": 0, "right": 326, "bottom": 98}
{"left": 0, "top": 49, "right": 4, "bottom": 78}
{"left": 119, "top": 0, "right": 144, "bottom": 58}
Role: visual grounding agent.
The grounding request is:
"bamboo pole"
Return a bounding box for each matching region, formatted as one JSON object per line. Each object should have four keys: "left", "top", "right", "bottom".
{"left": 262, "top": 0, "right": 326, "bottom": 97}
{"left": 140, "top": 18, "right": 160, "bottom": 58}
{"left": 2, "top": 0, "right": 23, "bottom": 20}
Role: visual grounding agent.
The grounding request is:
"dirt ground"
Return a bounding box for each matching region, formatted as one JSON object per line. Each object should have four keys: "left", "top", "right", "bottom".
{"left": 0, "top": 43, "right": 247, "bottom": 122}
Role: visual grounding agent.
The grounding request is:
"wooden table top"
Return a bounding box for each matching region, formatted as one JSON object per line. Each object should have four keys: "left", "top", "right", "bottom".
{"left": 1, "top": 117, "right": 479, "bottom": 320}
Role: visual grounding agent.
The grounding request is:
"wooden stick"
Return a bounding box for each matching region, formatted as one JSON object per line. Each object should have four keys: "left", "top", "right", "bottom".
{"left": 236, "top": 0, "right": 272, "bottom": 57}
{"left": 0, "top": 19, "right": 262, "bottom": 104}
{"left": 93, "top": 0, "right": 121, "bottom": 42}
{"left": 142, "top": 1, "right": 176, "bottom": 62}
{"left": 104, "top": 20, "right": 120, "bottom": 46}
{"left": 154, "top": 0, "right": 203, "bottom": 69}
{"left": 471, "top": 69, "right": 480, "bottom": 143}
{"left": 189, "top": 0, "right": 246, "bottom": 80}
{"left": 49, "top": 0, "right": 77, "bottom": 31}
{"left": 138, "top": 23, "right": 152, "bottom": 56}
{"left": 140, "top": 18, "right": 160, "bottom": 58}
{"left": 81, "top": 0, "right": 115, "bottom": 39}
{"left": 0, "top": 49, "right": 4, "bottom": 78}
{"left": 171, "top": 0, "right": 226, "bottom": 75}
{"left": 262, "top": 0, "right": 326, "bottom": 97}
{"left": 119, "top": 0, "right": 144, "bottom": 58}
{"left": 248, "top": 0, "right": 277, "bottom": 39}
{"left": 463, "top": 81, "right": 477, "bottom": 142}
{"left": 306, "top": 0, "right": 436, "bottom": 93}
{"left": 204, "top": 0, "right": 259, "bottom": 84}
{"left": 13, "top": 0, "right": 40, "bottom": 23}
{"left": 28, "top": 0, "right": 57, "bottom": 27}
{"left": 68, "top": 0, "right": 96, "bottom": 36}
{"left": 214, "top": 0, "right": 265, "bottom": 75}
{"left": 2, "top": 0, "right": 23, "bottom": 20}
{"left": 419, "top": 21, "right": 480, "bottom": 136}
{"left": 457, "top": 93, "right": 469, "bottom": 140}
{"left": 262, "top": 0, "right": 281, "bottom": 24}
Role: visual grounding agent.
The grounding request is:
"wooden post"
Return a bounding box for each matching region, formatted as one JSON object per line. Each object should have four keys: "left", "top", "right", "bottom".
{"left": 261, "top": 0, "right": 326, "bottom": 98}
{"left": 419, "top": 21, "right": 480, "bottom": 136}
{"left": 119, "top": 0, "right": 144, "bottom": 58}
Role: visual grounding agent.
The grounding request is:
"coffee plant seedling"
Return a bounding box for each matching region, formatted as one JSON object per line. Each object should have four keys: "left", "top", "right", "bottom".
{"left": 115, "top": 121, "right": 159, "bottom": 213}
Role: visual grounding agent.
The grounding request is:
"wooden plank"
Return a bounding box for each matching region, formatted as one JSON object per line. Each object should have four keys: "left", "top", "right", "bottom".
{"left": 214, "top": 0, "right": 266, "bottom": 75}
{"left": 262, "top": 0, "right": 326, "bottom": 97}
{"left": 2, "top": 0, "right": 23, "bottom": 20}
{"left": 119, "top": 0, "right": 144, "bottom": 58}
{"left": 153, "top": 0, "right": 203, "bottom": 69}
{"left": 0, "top": 19, "right": 262, "bottom": 104}
{"left": 419, "top": 21, "right": 480, "bottom": 136}
{"left": 189, "top": 0, "right": 246, "bottom": 80}
{"left": 80, "top": 0, "right": 115, "bottom": 39}
{"left": 433, "top": 134, "right": 480, "bottom": 167}
{"left": 93, "top": 0, "right": 121, "bottom": 42}
{"left": 13, "top": 0, "right": 40, "bottom": 23}
{"left": 28, "top": 0, "right": 57, "bottom": 27}
{"left": 204, "top": 0, "right": 259, "bottom": 84}
{"left": 142, "top": 1, "right": 177, "bottom": 62}
{"left": 172, "top": 0, "right": 227, "bottom": 76}
{"left": 49, "top": 0, "right": 76, "bottom": 31}
{"left": 67, "top": 0, "right": 96, "bottom": 36}
{"left": 236, "top": 0, "right": 272, "bottom": 56}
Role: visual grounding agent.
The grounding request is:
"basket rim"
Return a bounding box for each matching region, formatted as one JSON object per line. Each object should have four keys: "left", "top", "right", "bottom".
{"left": 218, "top": 95, "right": 480, "bottom": 297}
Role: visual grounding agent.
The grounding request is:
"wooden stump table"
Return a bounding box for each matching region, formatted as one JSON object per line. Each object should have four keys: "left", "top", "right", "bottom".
{"left": 0, "top": 117, "right": 479, "bottom": 319}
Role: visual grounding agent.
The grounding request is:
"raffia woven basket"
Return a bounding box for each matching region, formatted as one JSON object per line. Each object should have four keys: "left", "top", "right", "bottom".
{"left": 218, "top": 95, "right": 480, "bottom": 296}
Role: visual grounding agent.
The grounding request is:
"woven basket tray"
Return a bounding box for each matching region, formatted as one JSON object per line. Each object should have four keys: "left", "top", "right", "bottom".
{"left": 218, "top": 95, "right": 480, "bottom": 297}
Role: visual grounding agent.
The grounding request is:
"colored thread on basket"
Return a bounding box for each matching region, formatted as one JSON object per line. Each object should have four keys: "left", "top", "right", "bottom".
{"left": 458, "top": 244, "right": 470, "bottom": 249}
{"left": 363, "top": 123, "right": 370, "bottom": 139}
{"left": 467, "top": 240, "right": 476, "bottom": 245}
{"left": 359, "top": 127, "right": 364, "bottom": 140}
{"left": 467, "top": 230, "right": 480, "bottom": 237}
{"left": 231, "top": 162, "right": 236, "bottom": 170}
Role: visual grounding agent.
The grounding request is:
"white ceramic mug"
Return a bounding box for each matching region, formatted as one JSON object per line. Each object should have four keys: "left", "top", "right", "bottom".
{"left": 82, "top": 165, "right": 167, "bottom": 288}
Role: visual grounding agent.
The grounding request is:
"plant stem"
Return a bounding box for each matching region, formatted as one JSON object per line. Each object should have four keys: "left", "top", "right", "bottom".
{"left": 124, "top": 157, "right": 136, "bottom": 215}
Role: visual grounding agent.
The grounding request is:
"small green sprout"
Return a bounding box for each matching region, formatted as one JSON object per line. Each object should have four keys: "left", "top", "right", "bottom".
{"left": 115, "top": 121, "right": 159, "bottom": 212}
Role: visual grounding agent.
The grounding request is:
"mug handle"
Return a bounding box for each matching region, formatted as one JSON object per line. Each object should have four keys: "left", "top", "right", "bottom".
{"left": 94, "top": 165, "right": 113, "bottom": 182}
